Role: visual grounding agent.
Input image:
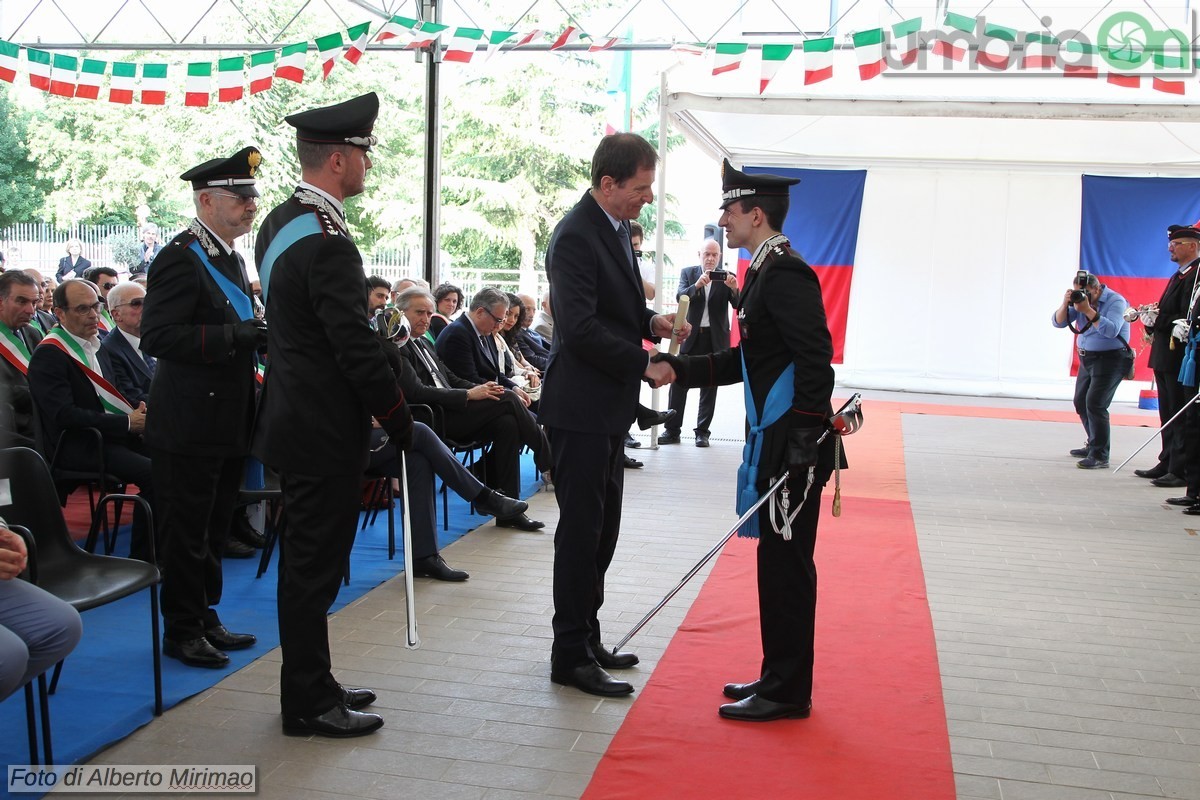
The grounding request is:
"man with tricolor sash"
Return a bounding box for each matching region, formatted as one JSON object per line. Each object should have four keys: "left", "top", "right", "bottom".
{"left": 0, "top": 271, "right": 44, "bottom": 447}
{"left": 140, "top": 147, "right": 265, "bottom": 670}
{"left": 27, "top": 279, "right": 155, "bottom": 560}
{"left": 655, "top": 160, "right": 844, "bottom": 723}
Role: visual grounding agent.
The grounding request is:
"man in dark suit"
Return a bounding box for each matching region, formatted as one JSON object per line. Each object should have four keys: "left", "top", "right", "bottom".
{"left": 436, "top": 288, "right": 535, "bottom": 404}
{"left": 22, "top": 270, "right": 57, "bottom": 335}
{"left": 660, "top": 238, "right": 740, "bottom": 448}
{"left": 99, "top": 281, "right": 153, "bottom": 407}
{"left": 1134, "top": 225, "right": 1199, "bottom": 487}
{"left": 396, "top": 288, "right": 549, "bottom": 531}
{"left": 540, "top": 133, "right": 682, "bottom": 698}
{"left": 253, "top": 93, "right": 412, "bottom": 739}
{"left": 140, "top": 147, "right": 265, "bottom": 671}
{"left": 26, "top": 279, "right": 155, "bottom": 560}
{"left": 0, "top": 271, "right": 44, "bottom": 447}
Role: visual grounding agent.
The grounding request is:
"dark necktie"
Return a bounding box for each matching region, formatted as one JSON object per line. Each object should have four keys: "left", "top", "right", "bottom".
{"left": 143, "top": 352, "right": 156, "bottom": 372}
{"left": 617, "top": 223, "right": 636, "bottom": 274}
{"left": 416, "top": 342, "right": 448, "bottom": 388}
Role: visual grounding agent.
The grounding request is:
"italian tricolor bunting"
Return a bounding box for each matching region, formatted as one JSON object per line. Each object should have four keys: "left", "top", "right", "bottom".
{"left": 344, "top": 23, "right": 371, "bottom": 65}
{"left": 1062, "top": 39, "right": 1098, "bottom": 77}
{"left": 551, "top": 26, "right": 582, "bottom": 51}
{"left": 712, "top": 42, "right": 747, "bottom": 75}
{"left": 375, "top": 15, "right": 417, "bottom": 44}
{"left": 141, "top": 63, "right": 168, "bottom": 104}
{"left": 803, "top": 37, "right": 834, "bottom": 85}
{"left": 49, "top": 53, "right": 78, "bottom": 96}
{"left": 315, "top": 32, "right": 343, "bottom": 79}
{"left": 759, "top": 44, "right": 792, "bottom": 93}
{"left": 276, "top": 42, "right": 307, "bottom": 83}
{"left": 1022, "top": 32, "right": 1058, "bottom": 69}
{"left": 408, "top": 22, "right": 448, "bottom": 49}
{"left": 931, "top": 12, "right": 974, "bottom": 61}
{"left": 26, "top": 48, "right": 51, "bottom": 91}
{"left": 445, "top": 27, "right": 484, "bottom": 63}
{"left": 0, "top": 40, "right": 18, "bottom": 83}
{"left": 217, "top": 56, "right": 244, "bottom": 102}
{"left": 109, "top": 61, "right": 136, "bottom": 103}
{"left": 76, "top": 59, "right": 105, "bottom": 99}
{"left": 248, "top": 50, "right": 276, "bottom": 94}
{"left": 852, "top": 28, "right": 885, "bottom": 79}
{"left": 185, "top": 62, "right": 211, "bottom": 107}
{"left": 588, "top": 37, "right": 619, "bottom": 53}
{"left": 486, "top": 30, "right": 518, "bottom": 58}
{"left": 891, "top": 18, "right": 922, "bottom": 66}
{"left": 977, "top": 23, "right": 1016, "bottom": 70}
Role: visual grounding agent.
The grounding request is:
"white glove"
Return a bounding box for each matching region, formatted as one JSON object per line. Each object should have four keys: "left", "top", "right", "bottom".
{"left": 1172, "top": 318, "right": 1190, "bottom": 342}
{"left": 1140, "top": 307, "right": 1159, "bottom": 327}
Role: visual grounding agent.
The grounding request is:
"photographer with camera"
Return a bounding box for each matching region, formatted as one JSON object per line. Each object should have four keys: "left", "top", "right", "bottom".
{"left": 659, "top": 237, "right": 740, "bottom": 448}
{"left": 1052, "top": 270, "right": 1132, "bottom": 469}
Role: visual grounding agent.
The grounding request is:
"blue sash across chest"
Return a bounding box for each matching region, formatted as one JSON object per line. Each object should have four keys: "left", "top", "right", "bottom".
{"left": 185, "top": 241, "right": 253, "bottom": 322}
{"left": 736, "top": 351, "right": 794, "bottom": 539}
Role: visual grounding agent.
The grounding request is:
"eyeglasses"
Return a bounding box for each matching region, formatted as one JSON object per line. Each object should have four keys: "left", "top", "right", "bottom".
{"left": 484, "top": 308, "right": 506, "bottom": 326}
{"left": 101, "top": 282, "right": 118, "bottom": 290}
{"left": 113, "top": 298, "right": 144, "bottom": 309}
{"left": 66, "top": 302, "right": 102, "bottom": 316}
{"left": 209, "top": 191, "right": 256, "bottom": 205}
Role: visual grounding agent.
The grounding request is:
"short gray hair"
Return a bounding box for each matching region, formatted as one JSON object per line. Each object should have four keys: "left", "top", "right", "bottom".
{"left": 392, "top": 276, "right": 430, "bottom": 293}
{"left": 395, "top": 287, "right": 435, "bottom": 311}
{"left": 470, "top": 287, "right": 509, "bottom": 313}
{"left": 107, "top": 281, "right": 144, "bottom": 308}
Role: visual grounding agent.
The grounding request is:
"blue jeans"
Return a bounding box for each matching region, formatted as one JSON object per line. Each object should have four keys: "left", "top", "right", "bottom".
{"left": 1073, "top": 350, "right": 1128, "bottom": 462}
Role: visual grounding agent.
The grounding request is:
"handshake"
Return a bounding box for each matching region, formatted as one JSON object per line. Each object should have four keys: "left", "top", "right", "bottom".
{"left": 646, "top": 353, "right": 688, "bottom": 389}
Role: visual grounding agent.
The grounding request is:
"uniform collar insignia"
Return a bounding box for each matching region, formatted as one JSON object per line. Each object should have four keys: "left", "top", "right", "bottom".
{"left": 295, "top": 188, "right": 347, "bottom": 236}
{"left": 748, "top": 233, "right": 791, "bottom": 274}
{"left": 188, "top": 218, "right": 222, "bottom": 257}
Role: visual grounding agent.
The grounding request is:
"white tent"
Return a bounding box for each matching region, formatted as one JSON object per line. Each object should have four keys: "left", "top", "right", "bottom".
{"left": 661, "top": 60, "right": 1200, "bottom": 399}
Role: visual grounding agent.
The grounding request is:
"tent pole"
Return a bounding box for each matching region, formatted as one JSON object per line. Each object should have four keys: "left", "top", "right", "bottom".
{"left": 421, "top": 0, "right": 442, "bottom": 288}
{"left": 650, "top": 64, "right": 673, "bottom": 423}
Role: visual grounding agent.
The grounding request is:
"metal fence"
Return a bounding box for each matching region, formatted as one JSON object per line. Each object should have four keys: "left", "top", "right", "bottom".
{"left": 0, "top": 222, "right": 139, "bottom": 278}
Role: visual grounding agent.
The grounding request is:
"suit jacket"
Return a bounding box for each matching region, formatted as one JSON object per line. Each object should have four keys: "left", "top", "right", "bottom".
{"left": 539, "top": 190, "right": 657, "bottom": 435}
{"left": 516, "top": 327, "right": 550, "bottom": 371}
{"left": 252, "top": 189, "right": 407, "bottom": 476}
{"left": 130, "top": 243, "right": 163, "bottom": 276}
{"left": 0, "top": 325, "right": 43, "bottom": 445}
{"left": 98, "top": 329, "right": 154, "bottom": 409}
{"left": 435, "top": 315, "right": 516, "bottom": 389}
{"left": 55, "top": 255, "right": 92, "bottom": 282}
{"left": 1148, "top": 259, "right": 1198, "bottom": 373}
{"left": 27, "top": 336, "right": 133, "bottom": 465}
{"left": 30, "top": 310, "right": 56, "bottom": 336}
{"left": 140, "top": 223, "right": 259, "bottom": 457}
{"left": 398, "top": 337, "right": 474, "bottom": 409}
{"left": 676, "top": 265, "right": 739, "bottom": 354}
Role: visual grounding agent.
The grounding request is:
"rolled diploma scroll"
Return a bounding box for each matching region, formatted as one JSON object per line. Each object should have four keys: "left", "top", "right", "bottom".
{"left": 669, "top": 294, "right": 690, "bottom": 356}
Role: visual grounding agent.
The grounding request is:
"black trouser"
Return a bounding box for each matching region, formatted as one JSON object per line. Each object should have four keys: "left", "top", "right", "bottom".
{"left": 666, "top": 333, "right": 718, "bottom": 435}
{"left": 753, "top": 474, "right": 825, "bottom": 705}
{"left": 1072, "top": 350, "right": 1127, "bottom": 462}
{"left": 547, "top": 427, "right": 625, "bottom": 669}
{"left": 440, "top": 392, "right": 550, "bottom": 498}
{"left": 62, "top": 440, "right": 155, "bottom": 562}
{"left": 1153, "top": 369, "right": 1195, "bottom": 477}
{"left": 277, "top": 470, "right": 361, "bottom": 718}
{"left": 152, "top": 449, "right": 241, "bottom": 641}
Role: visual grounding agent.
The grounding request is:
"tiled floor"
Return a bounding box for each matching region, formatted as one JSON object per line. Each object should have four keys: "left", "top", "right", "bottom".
{"left": 81, "top": 389, "right": 1200, "bottom": 799}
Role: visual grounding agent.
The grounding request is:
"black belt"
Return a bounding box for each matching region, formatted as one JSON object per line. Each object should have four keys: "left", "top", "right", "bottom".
{"left": 1077, "top": 348, "right": 1122, "bottom": 357}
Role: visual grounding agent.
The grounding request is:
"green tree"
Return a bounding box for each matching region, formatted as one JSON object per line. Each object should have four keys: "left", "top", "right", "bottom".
{"left": 0, "top": 91, "right": 48, "bottom": 227}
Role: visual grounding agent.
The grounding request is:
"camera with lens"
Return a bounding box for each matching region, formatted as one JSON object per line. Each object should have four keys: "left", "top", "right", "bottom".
{"left": 1069, "top": 270, "right": 1091, "bottom": 304}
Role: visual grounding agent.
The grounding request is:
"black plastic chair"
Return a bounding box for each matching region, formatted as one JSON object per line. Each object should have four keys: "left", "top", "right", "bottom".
{"left": 8, "top": 524, "right": 54, "bottom": 766}
{"left": 0, "top": 447, "right": 163, "bottom": 716}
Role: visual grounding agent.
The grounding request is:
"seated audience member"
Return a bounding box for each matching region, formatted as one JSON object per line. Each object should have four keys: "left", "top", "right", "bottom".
{"left": 430, "top": 283, "right": 464, "bottom": 340}
{"left": 0, "top": 515, "right": 83, "bottom": 702}
{"left": 437, "top": 288, "right": 534, "bottom": 406}
{"left": 98, "top": 281, "right": 153, "bottom": 407}
{"left": 497, "top": 293, "right": 541, "bottom": 396}
{"left": 0, "top": 272, "right": 44, "bottom": 447}
{"left": 22, "top": 270, "right": 56, "bottom": 335}
{"left": 27, "top": 279, "right": 156, "bottom": 561}
{"left": 515, "top": 293, "right": 550, "bottom": 371}
{"left": 82, "top": 266, "right": 119, "bottom": 336}
{"left": 369, "top": 308, "right": 529, "bottom": 577}
{"left": 396, "top": 288, "right": 551, "bottom": 531}
{"left": 530, "top": 293, "right": 554, "bottom": 342}
{"left": 56, "top": 239, "right": 92, "bottom": 282}
{"left": 366, "top": 275, "right": 391, "bottom": 319}
{"left": 390, "top": 277, "right": 430, "bottom": 308}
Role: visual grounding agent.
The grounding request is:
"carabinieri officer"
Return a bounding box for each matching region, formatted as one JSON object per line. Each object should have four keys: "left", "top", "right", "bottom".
{"left": 141, "top": 147, "right": 265, "bottom": 670}
{"left": 656, "top": 159, "right": 843, "bottom": 722}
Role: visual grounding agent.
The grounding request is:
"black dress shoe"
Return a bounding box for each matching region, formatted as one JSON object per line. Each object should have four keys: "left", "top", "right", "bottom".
{"left": 718, "top": 695, "right": 812, "bottom": 722}
{"left": 551, "top": 661, "right": 634, "bottom": 697}
{"left": 204, "top": 625, "right": 256, "bottom": 651}
{"left": 163, "top": 637, "right": 230, "bottom": 668}
{"left": 282, "top": 704, "right": 383, "bottom": 738}
{"left": 658, "top": 432, "right": 681, "bottom": 445}
{"left": 223, "top": 538, "right": 255, "bottom": 559}
{"left": 624, "top": 432, "right": 641, "bottom": 449}
{"left": 1183, "top": 504, "right": 1200, "bottom": 516}
{"left": 1165, "top": 495, "right": 1198, "bottom": 506}
{"left": 593, "top": 646, "right": 639, "bottom": 670}
{"left": 472, "top": 489, "right": 528, "bottom": 520}
{"left": 413, "top": 554, "right": 469, "bottom": 581}
{"left": 1151, "top": 474, "right": 1187, "bottom": 488}
{"left": 695, "top": 432, "right": 710, "bottom": 448}
{"left": 623, "top": 454, "right": 643, "bottom": 469}
{"left": 495, "top": 513, "right": 545, "bottom": 531}
{"left": 1069, "top": 446, "right": 1090, "bottom": 457}
{"left": 723, "top": 680, "right": 762, "bottom": 701}
{"left": 339, "top": 686, "right": 377, "bottom": 711}
{"left": 1134, "top": 466, "right": 1168, "bottom": 479}
{"left": 636, "top": 408, "right": 676, "bottom": 430}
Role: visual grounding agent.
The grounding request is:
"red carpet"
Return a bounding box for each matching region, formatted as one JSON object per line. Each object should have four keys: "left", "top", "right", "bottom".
{"left": 583, "top": 400, "right": 956, "bottom": 800}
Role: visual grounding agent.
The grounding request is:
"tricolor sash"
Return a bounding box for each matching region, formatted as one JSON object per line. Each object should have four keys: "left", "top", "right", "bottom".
{"left": 97, "top": 305, "right": 114, "bottom": 334}
{"left": 186, "top": 241, "right": 254, "bottom": 322}
{"left": 40, "top": 329, "right": 134, "bottom": 414}
{"left": 0, "top": 323, "right": 32, "bottom": 375}
{"left": 258, "top": 214, "right": 324, "bottom": 301}
{"left": 735, "top": 353, "right": 795, "bottom": 539}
